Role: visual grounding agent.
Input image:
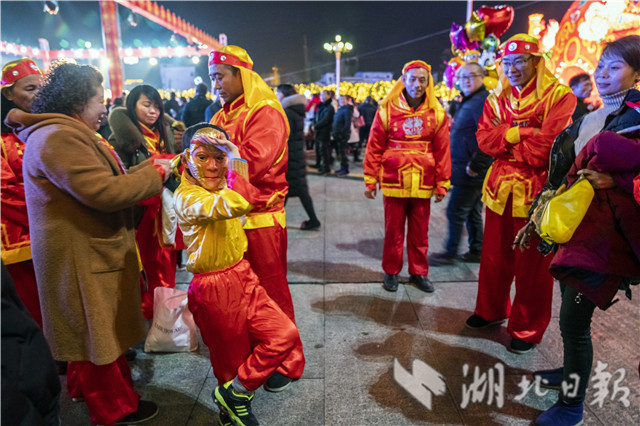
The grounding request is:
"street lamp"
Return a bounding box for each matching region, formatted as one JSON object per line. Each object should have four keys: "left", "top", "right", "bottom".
{"left": 323, "top": 35, "right": 352, "bottom": 97}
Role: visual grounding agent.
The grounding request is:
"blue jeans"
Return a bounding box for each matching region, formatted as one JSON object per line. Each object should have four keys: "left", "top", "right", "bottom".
{"left": 445, "top": 185, "right": 483, "bottom": 255}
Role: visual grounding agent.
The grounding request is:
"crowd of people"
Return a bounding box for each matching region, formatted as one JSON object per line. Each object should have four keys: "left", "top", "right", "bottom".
{"left": 1, "top": 31, "right": 639, "bottom": 426}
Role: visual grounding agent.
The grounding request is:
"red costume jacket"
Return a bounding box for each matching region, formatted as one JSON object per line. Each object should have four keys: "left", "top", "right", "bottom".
{"left": 364, "top": 92, "right": 451, "bottom": 198}
{"left": 1, "top": 131, "right": 31, "bottom": 264}
{"left": 210, "top": 94, "right": 289, "bottom": 229}
{"left": 477, "top": 73, "right": 575, "bottom": 217}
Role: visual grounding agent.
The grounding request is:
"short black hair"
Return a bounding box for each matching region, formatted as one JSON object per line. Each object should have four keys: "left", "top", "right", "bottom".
{"left": 601, "top": 35, "right": 640, "bottom": 72}
{"left": 276, "top": 84, "right": 296, "bottom": 97}
{"left": 568, "top": 73, "right": 590, "bottom": 89}
{"left": 31, "top": 60, "right": 103, "bottom": 115}
{"left": 182, "top": 123, "right": 229, "bottom": 151}
{"left": 196, "top": 83, "right": 209, "bottom": 95}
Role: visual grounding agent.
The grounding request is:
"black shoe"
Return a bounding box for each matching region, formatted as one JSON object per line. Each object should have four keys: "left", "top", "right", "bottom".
{"left": 428, "top": 252, "right": 457, "bottom": 266}
{"left": 114, "top": 400, "right": 159, "bottom": 425}
{"left": 383, "top": 274, "right": 399, "bottom": 292}
{"left": 465, "top": 314, "right": 505, "bottom": 329}
{"left": 508, "top": 338, "right": 535, "bottom": 354}
{"left": 300, "top": 220, "right": 321, "bottom": 230}
{"left": 309, "top": 163, "right": 320, "bottom": 169}
{"left": 532, "top": 367, "right": 563, "bottom": 390}
{"left": 409, "top": 275, "right": 434, "bottom": 293}
{"left": 218, "top": 411, "right": 233, "bottom": 426}
{"left": 264, "top": 372, "right": 295, "bottom": 392}
{"left": 336, "top": 168, "right": 349, "bottom": 177}
{"left": 125, "top": 347, "right": 137, "bottom": 361}
{"left": 460, "top": 250, "right": 482, "bottom": 263}
{"left": 214, "top": 381, "right": 259, "bottom": 426}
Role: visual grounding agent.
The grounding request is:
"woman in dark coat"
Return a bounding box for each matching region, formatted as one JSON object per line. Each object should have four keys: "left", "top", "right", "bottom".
{"left": 108, "top": 84, "right": 182, "bottom": 319}
{"left": 514, "top": 35, "right": 640, "bottom": 426}
{"left": 277, "top": 84, "right": 321, "bottom": 230}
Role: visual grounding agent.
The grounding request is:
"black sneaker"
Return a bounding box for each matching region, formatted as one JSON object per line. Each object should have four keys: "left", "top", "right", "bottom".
{"left": 465, "top": 314, "right": 505, "bottom": 329}
{"left": 264, "top": 372, "right": 294, "bottom": 392}
{"left": 114, "top": 400, "right": 159, "bottom": 425}
{"left": 214, "top": 381, "right": 259, "bottom": 426}
{"left": 383, "top": 274, "right": 399, "bottom": 292}
{"left": 532, "top": 367, "right": 563, "bottom": 390}
{"left": 300, "top": 220, "right": 321, "bottom": 231}
{"left": 428, "top": 252, "right": 457, "bottom": 266}
{"left": 218, "top": 410, "right": 233, "bottom": 426}
{"left": 460, "top": 251, "right": 482, "bottom": 263}
{"left": 409, "top": 275, "right": 434, "bottom": 293}
{"left": 509, "top": 338, "right": 535, "bottom": 354}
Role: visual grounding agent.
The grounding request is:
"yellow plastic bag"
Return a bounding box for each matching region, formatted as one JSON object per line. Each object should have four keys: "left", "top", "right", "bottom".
{"left": 539, "top": 176, "right": 594, "bottom": 244}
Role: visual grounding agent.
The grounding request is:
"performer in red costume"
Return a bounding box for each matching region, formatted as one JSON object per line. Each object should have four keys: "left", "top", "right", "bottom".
{"left": 363, "top": 60, "right": 451, "bottom": 293}
{"left": 466, "top": 34, "right": 576, "bottom": 354}
{"left": 175, "top": 124, "right": 304, "bottom": 426}
{"left": 1, "top": 58, "right": 43, "bottom": 327}
{"left": 208, "top": 45, "right": 305, "bottom": 391}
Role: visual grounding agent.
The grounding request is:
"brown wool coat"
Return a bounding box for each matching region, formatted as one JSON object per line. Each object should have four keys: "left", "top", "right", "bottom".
{"left": 6, "top": 109, "right": 164, "bottom": 365}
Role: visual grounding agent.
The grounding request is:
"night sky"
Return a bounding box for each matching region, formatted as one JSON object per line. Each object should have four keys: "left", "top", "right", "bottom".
{"left": 1, "top": 1, "right": 574, "bottom": 88}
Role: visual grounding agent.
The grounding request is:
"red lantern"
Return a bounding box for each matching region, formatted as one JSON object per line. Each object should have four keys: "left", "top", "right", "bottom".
{"left": 476, "top": 5, "right": 514, "bottom": 37}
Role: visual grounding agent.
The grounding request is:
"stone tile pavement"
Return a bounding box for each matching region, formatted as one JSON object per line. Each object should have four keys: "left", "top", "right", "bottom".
{"left": 59, "top": 157, "right": 640, "bottom": 425}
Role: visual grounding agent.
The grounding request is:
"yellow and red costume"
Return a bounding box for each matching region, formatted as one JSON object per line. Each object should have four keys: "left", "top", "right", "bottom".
{"left": 175, "top": 130, "right": 304, "bottom": 389}
{"left": 363, "top": 60, "right": 451, "bottom": 276}
{"left": 474, "top": 35, "right": 576, "bottom": 344}
{"left": 1, "top": 58, "right": 42, "bottom": 327}
{"left": 135, "top": 122, "right": 178, "bottom": 320}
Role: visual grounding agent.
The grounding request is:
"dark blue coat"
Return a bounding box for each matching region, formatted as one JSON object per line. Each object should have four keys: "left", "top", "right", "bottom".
{"left": 314, "top": 99, "right": 334, "bottom": 142}
{"left": 450, "top": 86, "right": 492, "bottom": 187}
{"left": 332, "top": 104, "right": 353, "bottom": 141}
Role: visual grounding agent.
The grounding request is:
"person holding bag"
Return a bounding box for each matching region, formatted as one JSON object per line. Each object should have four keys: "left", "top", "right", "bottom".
{"left": 513, "top": 35, "right": 640, "bottom": 426}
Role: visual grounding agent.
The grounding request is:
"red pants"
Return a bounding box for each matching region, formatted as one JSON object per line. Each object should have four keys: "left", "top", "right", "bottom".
{"left": 6, "top": 260, "right": 42, "bottom": 328}
{"left": 475, "top": 196, "right": 554, "bottom": 344}
{"left": 188, "top": 260, "right": 305, "bottom": 391}
{"left": 67, "top": 355, "right": 139, "bottom": 425}
{"left": 136, "top": 207, "right": 177, "bottom": 320}
{"left": 383, "top": 196, "right": 431, "bottom": 275}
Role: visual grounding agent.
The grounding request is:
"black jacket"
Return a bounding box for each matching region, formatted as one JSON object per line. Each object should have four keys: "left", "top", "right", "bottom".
{"left": 332, "top": 104, "right": 353, "bottom": 141}
{"left": 450, "top": 86, "right": 493, "bottom": 186}
{"left": 313, "top": 99, "right": 334, "bottom": 142}
{"left": 545, "top": 89, "right": 640, "bottom": 193}
{"left": 358, "top": 102, "right": 377, "bottom": 127}
{"left": 1, "top": 262, "right": 60, "bottom": 426}
{"left": 181, "top": 94, "right": 213, "bottom": 127}
{"left": 281, "top": 94, "right": 308, "bottom": 197}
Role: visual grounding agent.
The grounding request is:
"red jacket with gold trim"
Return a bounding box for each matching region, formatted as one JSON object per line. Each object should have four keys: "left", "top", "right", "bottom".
{"left": 477, "top": 75, "right": 575, "bottom": 217}
{"left": 363, "top": 92, "right": 451, "bottom": 198}
{"left": 1, "top": 131, "right": 32, "bottom": 264}
{"left": 210, "top": 94, "right": 289, "bottom": 229}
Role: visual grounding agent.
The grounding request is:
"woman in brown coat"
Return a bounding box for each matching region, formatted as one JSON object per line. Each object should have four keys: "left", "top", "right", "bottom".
{"left": 6, "top": 61, "right": 172, "bottom": 425}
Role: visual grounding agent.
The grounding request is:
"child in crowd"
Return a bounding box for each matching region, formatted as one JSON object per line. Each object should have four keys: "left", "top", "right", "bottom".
{"left": 174, "top": 124, "right": 303, "bottom": 426}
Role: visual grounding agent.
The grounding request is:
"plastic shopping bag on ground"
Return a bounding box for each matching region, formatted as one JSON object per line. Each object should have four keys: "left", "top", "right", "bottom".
{"left": 144, "top": 287, "right": 198, "bottom": 352}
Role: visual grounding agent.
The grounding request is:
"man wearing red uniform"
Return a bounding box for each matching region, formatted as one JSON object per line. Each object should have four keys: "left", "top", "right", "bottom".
{"left": 363, "top": 60, "right": 451, "bottom": 293}
{"left": 208, "top": 45, "right": 304, "bottom": 390}
{"left": 1, "top": 58, "right": 43, "bottom": 327}
{"left": 466, "top": 34, "right": 576, "bottom": 354}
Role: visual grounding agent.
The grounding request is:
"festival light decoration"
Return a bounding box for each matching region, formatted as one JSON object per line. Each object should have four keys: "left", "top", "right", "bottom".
{"left": 528, "top": 0, "right": 640, "bottom": 87}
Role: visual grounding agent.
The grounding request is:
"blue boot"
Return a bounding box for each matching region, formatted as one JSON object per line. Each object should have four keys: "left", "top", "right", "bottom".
{"left": 535, "top": 398, "right": 583, "bottom": 426}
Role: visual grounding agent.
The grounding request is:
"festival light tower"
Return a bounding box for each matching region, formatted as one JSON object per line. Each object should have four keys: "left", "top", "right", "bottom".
{"left": 324, "top": 35, "right": 352, "bottom": 97}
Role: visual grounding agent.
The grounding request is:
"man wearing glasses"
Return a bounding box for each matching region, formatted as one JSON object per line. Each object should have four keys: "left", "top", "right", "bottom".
{"left": 465, "top": 35, "right": 576, "bottom": 354}
{"left": 429, "top": 63, "right": 493, "bottom": 266}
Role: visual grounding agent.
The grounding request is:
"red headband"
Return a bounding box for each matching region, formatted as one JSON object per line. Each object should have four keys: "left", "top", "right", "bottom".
{"left": 208, "top": 51, "right": 253, "bottom": 70}
{"left": 499, "top": 39, "right": 540, "bottom": 58}
{"left": 402, "top": 61, "right": 431, "bottom": 75}
{"left": 1, "top": 59, "right": 41, "bottom": 88}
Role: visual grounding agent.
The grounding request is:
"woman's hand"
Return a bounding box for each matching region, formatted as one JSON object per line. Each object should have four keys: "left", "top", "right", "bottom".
{"left": 513, "top": 220, "right": 536, "bottom": 252}
{"left": 578, "top": 169, "right": 615, "bottom": 189}
{"left": 153, "top": 158, "right": 173, "bottom": 183}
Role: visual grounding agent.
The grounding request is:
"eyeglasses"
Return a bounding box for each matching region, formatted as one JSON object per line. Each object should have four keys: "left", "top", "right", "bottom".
{"left": 458, "top": 74, "right": 482, "bottom": 81}
{"left": 502, "top": 56, "right": 533, "bottom": 69}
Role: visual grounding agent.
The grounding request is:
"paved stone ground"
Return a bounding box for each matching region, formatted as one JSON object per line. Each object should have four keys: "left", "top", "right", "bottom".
{"left": 59, "top": 154, "right": 640, "bottom": 425}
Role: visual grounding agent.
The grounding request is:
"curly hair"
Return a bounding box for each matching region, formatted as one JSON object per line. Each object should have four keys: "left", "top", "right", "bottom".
{"left": 31, "top": 60, "right": 103, "bottom": 115}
